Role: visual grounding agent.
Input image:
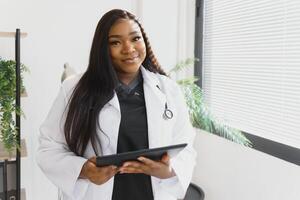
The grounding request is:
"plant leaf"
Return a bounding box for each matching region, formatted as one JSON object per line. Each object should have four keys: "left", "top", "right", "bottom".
{"left": 170, "top": 58, "right": 252, "bottom": 147}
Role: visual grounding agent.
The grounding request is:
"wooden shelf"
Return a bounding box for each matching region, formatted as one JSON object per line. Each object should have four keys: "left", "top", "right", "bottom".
{"left": 0, "top": 139, "right": 27, "bottom": 160}
{"left": 0, "top": 31, "right": 28, "bottom": 38}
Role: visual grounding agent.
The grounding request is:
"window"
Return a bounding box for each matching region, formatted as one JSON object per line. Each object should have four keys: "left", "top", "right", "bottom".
{"left": 201, "top": 0, "right": 300, "bottom": 149}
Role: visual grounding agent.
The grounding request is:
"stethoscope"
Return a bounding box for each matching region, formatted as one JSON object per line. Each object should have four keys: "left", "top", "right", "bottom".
{"left": 156, "top": 85, "right": 173, "bottom": 120}
{"left": 163, "top": 102, "right": 173, "bottom": 120}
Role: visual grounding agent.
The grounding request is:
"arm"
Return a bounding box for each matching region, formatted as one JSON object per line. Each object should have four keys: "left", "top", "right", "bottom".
{"left": 158, "top": 83, "right": 197, "bottom": 198}
{"left": 36, "top": 82, "right": 119, "bottom": 198}
{"left": 36, "top": 84, "right": 90, "bottom": 199}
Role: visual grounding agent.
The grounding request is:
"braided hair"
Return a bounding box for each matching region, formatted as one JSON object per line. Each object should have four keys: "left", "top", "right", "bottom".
{"left": 133, "top": 16, "right": 166, "bottom": 75}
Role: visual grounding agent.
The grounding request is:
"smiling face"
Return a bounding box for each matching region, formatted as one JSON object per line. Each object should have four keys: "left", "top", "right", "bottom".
{"left": 108, "top": 19, "right": 146, "bottom": 84}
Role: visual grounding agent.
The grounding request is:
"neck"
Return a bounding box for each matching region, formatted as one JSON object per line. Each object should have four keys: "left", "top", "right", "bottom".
{"left": 117, "top": 71, "right": 139, "bottom": 85}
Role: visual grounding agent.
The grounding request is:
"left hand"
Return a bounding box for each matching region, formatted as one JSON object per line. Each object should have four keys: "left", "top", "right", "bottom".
{"left": 118, "top": 154, "right": 176, "bottom": 179}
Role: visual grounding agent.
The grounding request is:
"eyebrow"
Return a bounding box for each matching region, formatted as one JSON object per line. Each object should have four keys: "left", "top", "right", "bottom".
{"left": 108, "top": 31, "right": 140, "bottom": 39}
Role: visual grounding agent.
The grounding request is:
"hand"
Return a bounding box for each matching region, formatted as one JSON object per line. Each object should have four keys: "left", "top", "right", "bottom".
{"left": 119, "top": 154, "right": 176, "bottom": 179}
{"left": 79, "top": 156, "right": 118, "bottom": 185}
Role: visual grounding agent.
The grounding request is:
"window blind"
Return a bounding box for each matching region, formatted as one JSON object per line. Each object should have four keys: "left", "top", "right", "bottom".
{"left": 202, "top": 0, "right": 300, "bottom": 149}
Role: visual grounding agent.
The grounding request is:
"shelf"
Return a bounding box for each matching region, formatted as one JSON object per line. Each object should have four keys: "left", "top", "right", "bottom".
{"left": 0, "top": 31, "right": 28, "bottom": 38}
{"left": 1, "top": 28, "right": 26, "bottom": 200}
{"left": 0, "top": 139, "right": 27, "bottom": 160}
{"left": 21, "top": 188, "right": 26, "bottom": 200}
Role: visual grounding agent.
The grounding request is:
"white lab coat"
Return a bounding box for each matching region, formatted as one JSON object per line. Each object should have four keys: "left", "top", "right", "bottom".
{"left": 36, "top": 67, "right": 196, "bottom": 200}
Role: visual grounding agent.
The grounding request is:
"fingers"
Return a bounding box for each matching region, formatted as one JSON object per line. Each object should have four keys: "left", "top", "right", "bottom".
{"left": 88, "top": 156, "right": 97, "bottom": 164}
{"left": 137, "top": 156, "right": 157, "bottom": 166}
{"left": 118, "top": 157, "right": 175, "bottom": 179}
{"left": 102, "top": 165, "right": 118, "bottom": 180}
{"left": 89, "top": 165, "right": 118, "bottom": 185}
{"left": 119, "top": 160, "right": 150, "bottom": 174}
{"left": 120, "top": 166, "right": 144, "bottom": 174}
{"left": 137, "top": 155, "right": 170, "bottom": 166}
{"left": 119, "top": 158, "right": 161, "bottom": 175}
{"left": 101, "top": 165, "right": 118, "bottom": 174}
{"left": 84, "top": 157, "right": 120, "bottom": 185}
{"left": 161, "top": 154, "right": 170, "bottom": 165}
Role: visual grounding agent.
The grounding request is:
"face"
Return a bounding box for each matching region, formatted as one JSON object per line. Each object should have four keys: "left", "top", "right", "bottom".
{"left": 108, "top": 19, "right": 146, "bottom": 80}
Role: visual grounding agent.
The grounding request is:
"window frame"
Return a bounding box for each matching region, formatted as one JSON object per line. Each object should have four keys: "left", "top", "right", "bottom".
{"left": 194, "top": 0, "right": 300, "bottom": 166}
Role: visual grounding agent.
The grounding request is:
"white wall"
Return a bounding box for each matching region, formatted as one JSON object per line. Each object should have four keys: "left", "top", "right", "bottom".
{"left": 193, "top": 129, "right": 300, "bottom": 200}
{"left": 2, "top": 1, "right": 300, "bottom": 200}
{"left": 135, "top": 0, "right": 195, "bottom": 74}
{"left": 0, "top": 0, "right": 194, "bottom": 200}
{"left": 139, "top": 0, "right": 195, "bottom": 78}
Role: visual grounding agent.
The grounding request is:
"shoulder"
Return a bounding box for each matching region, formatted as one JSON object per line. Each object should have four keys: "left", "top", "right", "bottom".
{"left": 142, "top": 67, "right": 179, "bottom": 89}
{"left": 156, "top": 73, "right": 183, "bottom": 97}
{"left": 142, "top": 67, "right": 183, "bottom": 97}
{"left": 60, "top": 73, "right": 83, "bottom": 97}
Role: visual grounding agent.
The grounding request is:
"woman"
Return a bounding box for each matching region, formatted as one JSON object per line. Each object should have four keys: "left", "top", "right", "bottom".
{"left": 37, "top": 9, "right": 196, "bottom": 200}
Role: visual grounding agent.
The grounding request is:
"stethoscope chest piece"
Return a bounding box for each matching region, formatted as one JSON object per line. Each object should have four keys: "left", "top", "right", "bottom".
{"left": 163, "top": 103, "right": 173, "bottom": 120}
{"left": 157, "top": 85, "right": 173, "bottom": 120}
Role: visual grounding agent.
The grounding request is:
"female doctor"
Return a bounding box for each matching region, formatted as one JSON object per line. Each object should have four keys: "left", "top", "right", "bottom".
{"left": 36, "top": 9, "right": 196, "bottom": 200}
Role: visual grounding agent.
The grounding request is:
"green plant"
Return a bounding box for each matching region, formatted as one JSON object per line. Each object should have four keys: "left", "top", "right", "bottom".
{"left": 0, "top": 57, "right": 28, "bottom": 152}
{"left": 169, "top": 58, "right": 252, "bottom": 147}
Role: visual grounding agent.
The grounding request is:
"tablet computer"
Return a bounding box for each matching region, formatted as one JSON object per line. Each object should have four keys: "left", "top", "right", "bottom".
{"left": 96, "top": 143, "right": 187, "bottom": 167}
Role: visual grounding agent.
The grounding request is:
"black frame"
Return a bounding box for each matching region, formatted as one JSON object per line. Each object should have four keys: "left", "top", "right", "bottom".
{"left": 0, "top": 161, "right": 7, "bottom": 200}
{"left": 194, "top": 0, "right": 204, "bottom": 88}
{"left": 15, "top": 28, "right": 21, "bottom": 200}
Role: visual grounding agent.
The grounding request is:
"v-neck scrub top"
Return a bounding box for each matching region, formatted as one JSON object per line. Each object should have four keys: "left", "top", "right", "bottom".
{"left": 112, "top": 74, "right": 154, "bottom": 200}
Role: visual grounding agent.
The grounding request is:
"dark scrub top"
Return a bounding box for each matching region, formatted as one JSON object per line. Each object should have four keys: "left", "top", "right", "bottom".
{"left": 112, "top": 72, "right": 154, "bottom": 200}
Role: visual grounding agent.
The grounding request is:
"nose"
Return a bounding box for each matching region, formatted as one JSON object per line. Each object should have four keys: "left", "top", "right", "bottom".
{"left": 121, "top": 41, "right": 135, "bottom": 54}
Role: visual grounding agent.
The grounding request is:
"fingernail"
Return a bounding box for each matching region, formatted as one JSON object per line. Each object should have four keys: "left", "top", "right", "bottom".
{"left": 123, "top": 163, "right": 129, "bottom": 167}
{"left": 137, "top": 157, "right": 144, "bottom": 161}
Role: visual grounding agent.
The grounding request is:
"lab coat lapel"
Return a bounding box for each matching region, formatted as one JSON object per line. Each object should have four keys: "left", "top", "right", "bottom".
{"left": 107, "top": 92, "right": 120, "bottom": 112}
{"left": 141, "top": 67, "right": 166, "bottom": 148}
{"left": 97, "top": 92, "right": 120, "bottom": 156}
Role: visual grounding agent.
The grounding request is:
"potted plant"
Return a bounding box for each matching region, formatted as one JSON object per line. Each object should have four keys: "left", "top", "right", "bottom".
{"left": 169, "top": 58, "right": 252, "bottom": 147}
{"left": 0, "top": 57, "right": 28, "bottom": 154}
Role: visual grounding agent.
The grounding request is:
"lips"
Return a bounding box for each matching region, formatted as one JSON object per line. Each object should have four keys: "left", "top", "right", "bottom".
{"left": 122, "top": 56, "right": 139, "bottom": 64}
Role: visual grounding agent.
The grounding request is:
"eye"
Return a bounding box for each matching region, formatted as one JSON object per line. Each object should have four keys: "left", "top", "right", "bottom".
{"left": 132, "top": 36, "right": 142, "bottom": 42}
{"left": 109, "top": 41, "right": 120, "bottom": 46}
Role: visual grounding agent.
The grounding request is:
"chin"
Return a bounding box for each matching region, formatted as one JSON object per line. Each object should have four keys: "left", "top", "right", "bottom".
{"left": 121, "top": 63, "right": 141, "bottom": 71}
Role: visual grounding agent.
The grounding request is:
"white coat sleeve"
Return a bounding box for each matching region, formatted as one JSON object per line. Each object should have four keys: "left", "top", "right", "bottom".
{"left": 158, "top": 83, "right": 197, "bottom": 199}
{"left": 36, "top": 84, "right": 89, "bottom": 199}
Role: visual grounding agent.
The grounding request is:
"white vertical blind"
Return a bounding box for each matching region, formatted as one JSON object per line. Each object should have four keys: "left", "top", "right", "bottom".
{"left": 202, "top": 0, "right": 300, "bottom": 149}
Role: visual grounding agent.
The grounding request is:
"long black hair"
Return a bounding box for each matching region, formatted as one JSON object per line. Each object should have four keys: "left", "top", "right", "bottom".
{"left": 64, "top": 9, "right": 166, "bottom": 156}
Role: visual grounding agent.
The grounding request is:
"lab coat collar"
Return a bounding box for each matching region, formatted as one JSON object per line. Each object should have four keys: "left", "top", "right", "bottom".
{"left": 140, "top": 66, "right": 166, "bottom": 106}
{"left": 140, "top": 66, "right": 161, "bottom": 87}
{"left": 107, "top": 66, "right": 166, "bottom": 111}
{"left": 141, "top": 66, "right": 167, "bottom": 148}
{"left": 107, "top": 91, "right": 120, "bottom": 111}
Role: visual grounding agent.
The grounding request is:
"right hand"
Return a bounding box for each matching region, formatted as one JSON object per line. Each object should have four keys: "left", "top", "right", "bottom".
{"left": 79, "top": 156, "right": 118, "bottom": 185}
